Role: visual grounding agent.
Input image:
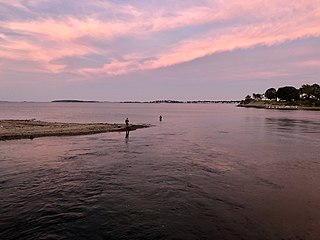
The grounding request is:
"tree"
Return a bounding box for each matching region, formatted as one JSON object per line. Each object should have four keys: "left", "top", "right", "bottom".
{"left": 300, "top": 84, "right": 320, "bottom": 100}
{"left": 252, "top": 93, "right": 263, "bottom": 100}
{"left": 276, "top": 86, "right": 300, "bottom": 102}
{"left": 311, "top": 83, "right": 320, "bottom": 100}
{"left": 265, "top": 88, "right": 277, "bottom": 100}
{"left": 244, "top": 95, "right": 253, "bottom": 104}
{"left": 300, "top": 84, "right": 313, "bottom": 100}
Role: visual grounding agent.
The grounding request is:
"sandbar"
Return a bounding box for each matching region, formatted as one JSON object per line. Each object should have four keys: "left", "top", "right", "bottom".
{"left": 0, "top": 119, "right": 149, "bottom": 141}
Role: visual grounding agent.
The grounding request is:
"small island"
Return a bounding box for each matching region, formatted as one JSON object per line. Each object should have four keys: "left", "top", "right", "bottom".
{"left": 238, "top": 83, "right": 320, "bottom": 110}
{"left": 0, "top": 120, "right": 150, "bottom": 141}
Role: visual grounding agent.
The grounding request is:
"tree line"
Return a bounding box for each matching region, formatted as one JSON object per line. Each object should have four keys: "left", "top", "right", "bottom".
{"left": 243, "top": 83, "right": 320, "bottom": 106}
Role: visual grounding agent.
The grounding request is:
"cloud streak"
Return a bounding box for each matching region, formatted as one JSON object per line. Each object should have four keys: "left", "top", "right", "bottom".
{"left": 0, "top": 0, "right": 320, "bottom": 78}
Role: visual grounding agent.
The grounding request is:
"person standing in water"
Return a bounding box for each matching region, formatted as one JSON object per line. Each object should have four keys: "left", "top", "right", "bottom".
{"left": 159, "top": 115, "right": 162, "bottom": 122}
{"left": 125, "top": 117, "right": 130, "bottom": 138}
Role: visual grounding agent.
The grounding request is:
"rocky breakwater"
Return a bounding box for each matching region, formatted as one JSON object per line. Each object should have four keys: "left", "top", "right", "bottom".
{"left": 237, "top": 101, "right": 320, "bottom": 111}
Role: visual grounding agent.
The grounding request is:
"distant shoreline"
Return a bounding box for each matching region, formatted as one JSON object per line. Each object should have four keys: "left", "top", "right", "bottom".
{"left": 1, "top": 100, "right": 241, "bottom": 104}
{"left": 49, "top": 100, "right": 241, "bottom": 104}
{"left": 121, "top": 100, "right": 241, "bottom": 104}
{"left": 51, "top": 100, "right": 100, "bottom": 103}
{"left": 0, "top": 120, "right": 150, "bottom": 141}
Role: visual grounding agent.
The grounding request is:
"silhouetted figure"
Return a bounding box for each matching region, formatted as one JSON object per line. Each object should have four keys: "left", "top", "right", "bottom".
{"left": 125, "top": 117, "right": 130, "bottom": 137}
{"left": 159, "top": 115, "right": 162, "bottom": 122}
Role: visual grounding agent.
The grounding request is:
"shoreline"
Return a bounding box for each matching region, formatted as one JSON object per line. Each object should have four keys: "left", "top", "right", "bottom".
{"left": 237, "top": 102, "right": 320, "bottom": 111}
{"left": 0, "top": 120, "right": 150, "bottom": 141}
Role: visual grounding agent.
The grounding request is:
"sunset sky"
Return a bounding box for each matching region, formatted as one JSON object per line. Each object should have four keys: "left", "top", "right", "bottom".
{"left": 1, "top": 0, "right": 319, "bottom": 101}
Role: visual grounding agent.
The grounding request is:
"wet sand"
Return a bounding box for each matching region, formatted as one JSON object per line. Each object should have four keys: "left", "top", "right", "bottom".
{"left": 0, "top": 120, "right": 149, "bottom": 141}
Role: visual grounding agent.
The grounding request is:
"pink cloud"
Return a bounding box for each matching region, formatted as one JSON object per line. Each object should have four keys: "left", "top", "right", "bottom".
{"left": 79, "top": 53, "right": 144, "bottom": 76}
{"left": 0, "top": 0, "right": 30, "bottom": 11}
{"left": 3, "top": 17, "right": 141, "bottom": 42}
{"left": 149, "top": 6, "right": 229, "bottom": 32}
{"left": 296, "top": 60, "right": 320, "bottom": 67}
{"left": 0, "top": 36, "right": 97, "bottom": 73}
{"left": 80, "top": 61, "right": 137, "bottom": 76}
{"left": 240, "top": 70, "right": 290, "bottom": 79}
{"left": 160, "top": 22, "right": 318, "bottom": 66}
{"left": 1, "top": 0, "right": 320, "bottom": 77}
{"left": 94, "top": 17, "right": 320, "bottom": 76}
{"left": 74, "top": 1, "right": 320, "bottom": 76}
{"left": 1, "top": 3, "right": 233, "bottom": 43}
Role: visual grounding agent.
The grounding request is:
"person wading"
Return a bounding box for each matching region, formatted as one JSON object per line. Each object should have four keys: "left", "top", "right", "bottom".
{"left": 125, "top": 117, "right": 130, "bottom": 138}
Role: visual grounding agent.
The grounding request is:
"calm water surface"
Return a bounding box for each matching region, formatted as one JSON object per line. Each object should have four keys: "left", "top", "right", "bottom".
{"left": 0, "top": 102, "right": 319, "bottom": 240}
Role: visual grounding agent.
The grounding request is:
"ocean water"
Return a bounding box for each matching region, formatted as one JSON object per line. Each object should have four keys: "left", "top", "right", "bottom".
{"left": 0, "top": 102, "right": 319, "bottom": 240}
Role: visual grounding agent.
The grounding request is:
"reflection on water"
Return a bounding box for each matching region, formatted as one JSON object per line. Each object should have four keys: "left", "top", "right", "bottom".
{"left": 265, "top": 117, "right": 320, "bottom": 133}
{"left": 0, "top": 103, "right": 320, "bottom": 240}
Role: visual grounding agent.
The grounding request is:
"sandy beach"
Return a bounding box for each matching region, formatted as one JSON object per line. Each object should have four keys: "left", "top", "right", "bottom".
{"left": 0, "top": 119, "right": 149, "bottom": 141}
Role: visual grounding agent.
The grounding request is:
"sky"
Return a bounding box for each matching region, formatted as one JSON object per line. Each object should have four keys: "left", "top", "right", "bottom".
{"left": 0, "top": 0, "right": 319, "bottom": 101}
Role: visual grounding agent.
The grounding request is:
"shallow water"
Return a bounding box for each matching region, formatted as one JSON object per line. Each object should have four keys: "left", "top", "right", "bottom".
{"left": 0, "top": 102, "right": 320, "bottom": 240}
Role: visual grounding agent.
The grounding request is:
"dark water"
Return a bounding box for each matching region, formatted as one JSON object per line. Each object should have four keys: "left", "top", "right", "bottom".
{"left": 0, "top": 103, "right": 319, "bottom": 240}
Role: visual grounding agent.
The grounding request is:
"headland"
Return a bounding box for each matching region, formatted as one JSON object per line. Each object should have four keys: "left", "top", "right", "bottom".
{"left": 238, "top": 83, "right": 320, "bottom": 111}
